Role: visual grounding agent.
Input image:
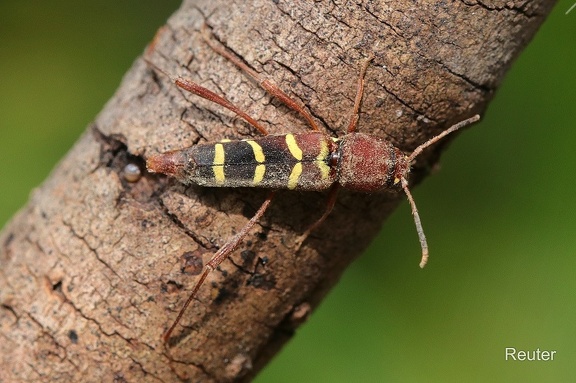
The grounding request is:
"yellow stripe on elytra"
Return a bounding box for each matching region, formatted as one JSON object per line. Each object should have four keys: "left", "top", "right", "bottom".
{"left": 285, "top": 134, "right": 303, "bottom": 161}
{"left": 245, "top": 140, "right": 266, "bottom": 185}
{"left": 213, "top": 143, "right": 225, "bottom": 165}
{"left": 288, "top": 162, "right": 302, "bottom": 190}
{"left": 315, "top": 138, "right": 331, "bottom": 180}
{"left": 254, "top": 164, "right": 265, "bottom": 184}
{"left": 212, "top": 143, "right": 225, "bottom": 185}
{"left": 246, "top": 140, "right": 265, "bottom": 163}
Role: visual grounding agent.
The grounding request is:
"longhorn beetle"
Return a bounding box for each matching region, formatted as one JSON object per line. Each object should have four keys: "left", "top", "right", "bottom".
{"left": 146, "top": 27, "right": 480, "bottom": 342}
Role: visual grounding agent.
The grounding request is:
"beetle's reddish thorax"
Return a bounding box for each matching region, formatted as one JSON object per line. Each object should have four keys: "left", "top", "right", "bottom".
{"left": 337, "top": 133, "right": 409, "bottom": 193}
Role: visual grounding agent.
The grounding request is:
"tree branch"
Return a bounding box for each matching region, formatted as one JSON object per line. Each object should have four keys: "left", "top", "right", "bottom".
{"left": 0, "top": 0, "right": 555, "bottom": 382}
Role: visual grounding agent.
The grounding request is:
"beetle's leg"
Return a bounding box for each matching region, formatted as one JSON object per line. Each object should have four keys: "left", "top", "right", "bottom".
{"left": 346, "top": 53, "right": 373, "bottom": 133}
{"left": 202, "top": 25, "right": 321, "bottom": 132}
{"left": 294, "top": 54, "right": 372, "bottom": 250}
{"left": 163, "top": 191, "right": 276, "bottom": 344}
{"left": 171, "top": 75, "right": 269, "bottom": 135}
{"left": 145, "top": 27, "right": 269, "bottom": 135}
{"left": 294, "top": 184, "right": 340, "bottom": 252}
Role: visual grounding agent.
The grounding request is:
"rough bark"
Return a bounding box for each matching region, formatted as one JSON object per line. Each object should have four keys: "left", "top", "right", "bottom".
{"left": 0, "top": 0, "right": 555, "bottom": 382}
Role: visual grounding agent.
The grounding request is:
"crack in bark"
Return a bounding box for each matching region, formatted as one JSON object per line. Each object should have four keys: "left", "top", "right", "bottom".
{"left": 156, "top": 196, "right": 215, "bottom": 250}
{"left": 62, "top": 221, "right": 121, "bottom": 281}
{"left": 464, "top": 0, "right": 541, "bottom": 17}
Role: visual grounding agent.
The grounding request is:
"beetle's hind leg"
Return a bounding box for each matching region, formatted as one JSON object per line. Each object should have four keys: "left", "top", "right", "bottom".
{"left": 202, "top": 24, "right": 322, "bottom": 132}
{"left": 144, "top": 26, "right": 269, "bottom": 136}
{"left": 293, "top": 184, "right": 340, "bottom": 252}
{"left": 163, "top": 191, "right": 276, "bottom": 344}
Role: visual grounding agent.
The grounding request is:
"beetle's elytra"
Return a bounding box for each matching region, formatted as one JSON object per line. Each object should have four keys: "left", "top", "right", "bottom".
{"left": 146, "top": 26, "right": 480, "bottom": 342}
{"left": 146, "top": 131, "right": 411, "bottom": 193}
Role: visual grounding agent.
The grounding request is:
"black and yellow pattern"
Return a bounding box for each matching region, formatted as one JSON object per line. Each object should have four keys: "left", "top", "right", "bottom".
{"left": 180, "top": 132, "right": 338, "bottom": 190}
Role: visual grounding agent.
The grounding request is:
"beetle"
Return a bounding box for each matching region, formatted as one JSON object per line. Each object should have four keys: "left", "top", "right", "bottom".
{"left": 145, "top": 27, "right": 480, "bottom": 341}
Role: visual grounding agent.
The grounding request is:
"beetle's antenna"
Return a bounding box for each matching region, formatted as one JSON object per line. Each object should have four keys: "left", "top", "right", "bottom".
{"left": 401, "top": 178, "right": 429, "bottom": 268}
{"left": 404, "top": 114, "right": 480, "bottom": 268}
{"left": 408, "top": 115, "right": 480, "bottom": 164}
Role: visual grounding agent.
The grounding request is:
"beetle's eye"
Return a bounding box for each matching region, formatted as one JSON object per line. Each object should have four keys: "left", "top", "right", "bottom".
{"left": 330, "top": 152, "right": 340, "bottom": 166}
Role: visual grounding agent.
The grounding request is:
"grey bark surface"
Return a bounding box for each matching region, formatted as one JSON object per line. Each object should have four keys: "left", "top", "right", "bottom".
{"left": 0, "top": 1, "right": 555, "bottom": 382}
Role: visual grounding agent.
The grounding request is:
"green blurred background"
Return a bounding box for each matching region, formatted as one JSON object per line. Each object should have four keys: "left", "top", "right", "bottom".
{"left": 1, "top": 1, "right": 575, "bottom": 381}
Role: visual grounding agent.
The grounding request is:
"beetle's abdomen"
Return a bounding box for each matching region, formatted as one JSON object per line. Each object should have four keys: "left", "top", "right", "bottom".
{"left": 337, "top": 133, "right": 408, "bottom": 192}
{"left": 147, "top": 133, "right": 338, "bottom": 190}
